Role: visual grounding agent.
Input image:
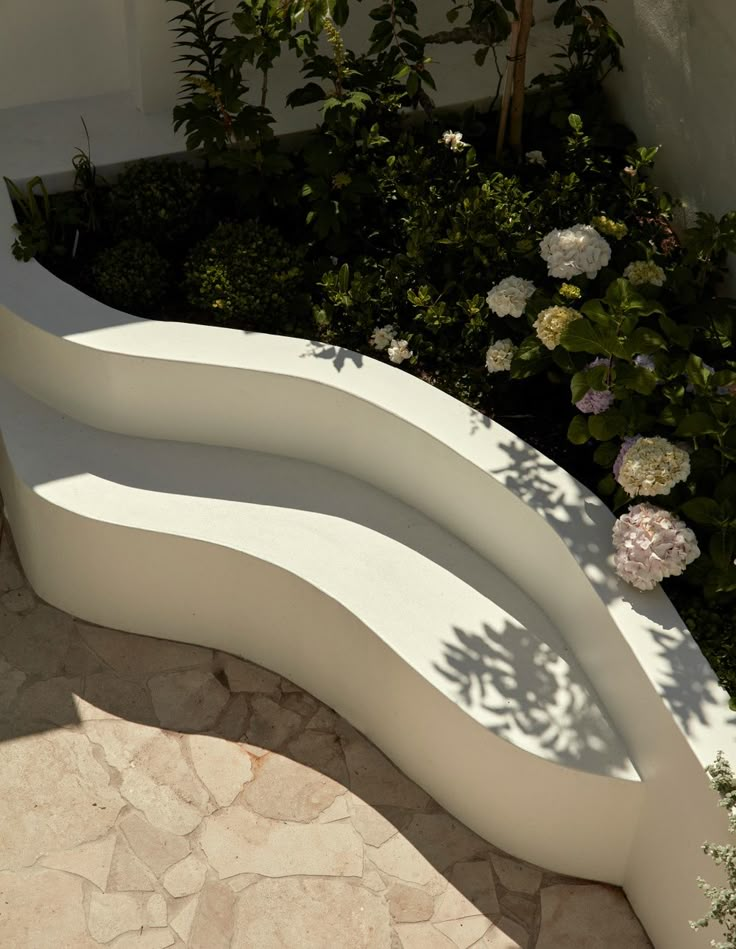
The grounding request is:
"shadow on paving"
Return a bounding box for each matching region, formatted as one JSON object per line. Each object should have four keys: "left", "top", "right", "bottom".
{"left": 0, "top": 526, "right": 656, "bottom": 948}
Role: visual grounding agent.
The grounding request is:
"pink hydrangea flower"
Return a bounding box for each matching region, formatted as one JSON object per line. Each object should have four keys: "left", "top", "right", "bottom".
{"left": 612, "top": 503, "right": 700, "bottom": 590}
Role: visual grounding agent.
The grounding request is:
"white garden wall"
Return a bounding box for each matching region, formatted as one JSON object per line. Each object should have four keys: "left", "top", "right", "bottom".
{"left": 0, "top": 0, "right": 130, "bottom": 110}
{"left": 0, "top": 0, "right": 556, "bottom": 116}
{"left": 607, "top": 0, "right": 736, "bottom": 285}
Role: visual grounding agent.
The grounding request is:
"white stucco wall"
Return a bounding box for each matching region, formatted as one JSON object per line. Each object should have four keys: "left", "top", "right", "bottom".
{"left": 0, "top": 0, "right": 130, "bottom": 109}
{"left": 0, "top": 0, "right": 557, "bottom": 116}
{"left": 607, "top": 0, "right": 736, "bottom": 282}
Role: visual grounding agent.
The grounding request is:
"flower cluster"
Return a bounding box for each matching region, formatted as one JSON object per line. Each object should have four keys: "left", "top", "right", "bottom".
{"left": 592, "top": 215, "right": 628, "bottom": 239}
{"left": 613, "top": 503, "right": 700, "bottom": 590}
{"left": 525, "top": 150, "right": 546, "bottom": 167}
{"left": 615, "top": 436, "right": 691, "bottom": 497}
{"left": 440, "top": 131, "right": 467, "bottom": 152}
{"left": 485, "top": 338, "right": 516, "bottom": 373}
{"left": 633, "top": 354, "right": 656, "bottom": 372}
{"left": 387, "top": 338, "right": 412, "bottom": 364}
{"left": 613, "top": 435, "right": 640, "bottom": 480}
{"left": 370, "top": 324, "right": 412, "bottom": 364}
{"left": 486, "top": 276, "right": 535, "bottom": 318}
{"left": 623, "top": 260, "right": 666, "bottom": 287}
{"left": 576, "top": 389, "right": 614, "bottom": 414}
{"left": 559, "top": 283, "right": 582, "bottom": 301}
{"left": 533, "top": 306, "right": 581, "bottom": 350}
{"left": 370, "top": 324, "right": 396, "bottom": 350}
{"left": 539, "top": 224, "right": 611, "bottom": 279}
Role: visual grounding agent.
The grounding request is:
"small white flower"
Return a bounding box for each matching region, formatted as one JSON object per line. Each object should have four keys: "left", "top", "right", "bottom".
{"left": 623, "top": 165, "right": 637, "bottom": 176}
{"left": 486, "top": 276, "right": 536, "bottom": 318}
{"left": 526, "top": 150, "right": 546, "bottom": 167}
{"left": 370, "top": 324, "right": 396, "bottom": 351}
{"left": 624, "top": 260, "right": 666, "bottom": 287}
{"left": 485, "top": 338, "right": 516, "bottom": 373}
{"left": 540, "top": 224, "right": 611, "bottom": 280}
{"left": 440, "top": 130, "right": 467, "bottom": 152}
{"left": 633, "top": 354, "right": 656, "bottom": 372}
{"left": 387, "top": 338, "right": 412, "bottom": 364}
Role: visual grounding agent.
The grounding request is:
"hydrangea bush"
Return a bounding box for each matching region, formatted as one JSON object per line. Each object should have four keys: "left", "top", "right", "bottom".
{"left": 317, "top": 111, "right": 736, "bottom": 611}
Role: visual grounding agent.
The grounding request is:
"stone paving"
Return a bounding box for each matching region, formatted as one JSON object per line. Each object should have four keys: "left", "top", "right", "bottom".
{"left": 0, "top": 529, "right": 653, "bottom": 948}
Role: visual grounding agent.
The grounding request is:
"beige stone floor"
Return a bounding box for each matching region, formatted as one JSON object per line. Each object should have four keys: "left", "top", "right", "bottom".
{"left": 0, "top": 529, "right": 653, "bottom": 949}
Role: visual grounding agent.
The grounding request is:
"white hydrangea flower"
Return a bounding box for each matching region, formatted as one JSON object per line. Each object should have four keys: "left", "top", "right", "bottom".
{"left": 616, "top": 436, "right": 690, "bottom": 497}
{"left": 485, "top": 339, "right": 516, "bottom": 373}
{"left": 370, "top": 324, "right": 396, "bottom": 351}
{"left": 612, "top": 503, "right": 700, "bottom": 590}
{"left": 440, "top": 131, "right": 466, "bottom": 152}
{"left": 387, "top": 339, "right": 412, "bottom": 364}
{"left": 539, "top": 224, "right": 611, "bottom": 280}
{"left": 486, "top": 276, "right": 536, "bottom": 318}
{"left": 533, "top": 306, "right": 581, "bottom": 350}
{"left": 624, "top": 260, "right": 666, "bottom": 287}
{"left": 526, "top": 150, "right": 546, "bottom": 167}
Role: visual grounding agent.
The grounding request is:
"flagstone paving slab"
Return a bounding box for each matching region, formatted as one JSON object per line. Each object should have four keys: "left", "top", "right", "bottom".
{"left": 0, "top": 531, "right": 652, "bottom": 947}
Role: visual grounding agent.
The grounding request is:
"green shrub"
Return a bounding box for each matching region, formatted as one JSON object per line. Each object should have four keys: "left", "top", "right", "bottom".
{"left": 91, "top": 239, "right": 169, "bottom": 312}
{"left": 692, "top": 752, "right": 736, "bottom": 947}
{"left": 670, "top": 589, "right": 736, "bottom": 700}
{"left": 108, "top": 159, "right": 203, "bottom": 244}
{"left": 184, "top": 221, "right": 307, "bottom": 327}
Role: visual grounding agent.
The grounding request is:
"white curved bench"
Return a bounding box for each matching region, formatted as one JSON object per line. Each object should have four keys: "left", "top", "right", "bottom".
{"left": 1, "top": 184, "right": 733, "bottom": 949}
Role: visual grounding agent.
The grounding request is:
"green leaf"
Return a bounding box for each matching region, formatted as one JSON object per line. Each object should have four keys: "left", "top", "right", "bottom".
{"left": 510, "top": 335, "right": 550, "bottom": 379}
{"left": 598, "top": 473, "right": 616, "bottom": 496}
{"left": 614, "top": 363, "right": 657, "bottom": 395}
{"left": 567, "top": 414, "right": 590, "bottom": 445}
{"left": 570, "top": 370, "right": 592, "bottom": 404}
{"left": 588, "top": 409, "right": 627, "bottom": 440}
{"left": 337, "top": 263, "right": 350, "bottom": 293}
{"left": 559, "top": 319, "right": 612, "bottom": 356}
{"left": 604, "top": 278, "right": 648, "bottom": 314}
{"left": 685, "top": 354, "right": 712, "bottom": 391}
{"left": 580, "top": 299, "right": 610, "bottom": 325}
{"left": 679, "top": 498, "right": 723, "bottom": 527}
{"left": 710, "top": 532, "right": 735, "bottom": 571}
{"left": 674, "top": 412, "right": 720, "bottom": 437}
{"left": 659, "top": 314, "right": 695, "bottom": 349}
{"left": 625, "top": 326, "right": 667, "bottom": 355}
{"left": 594, "top": 441, "right": 620, "bottom": 466}
{"left": 406, "top": 70, "right": 420, "bottom": 98}
{"left": 568, "top": 113, "right": 583, "bottom": 133}
{"left": 715, "top": 473, "right": 736, "bottom": 506}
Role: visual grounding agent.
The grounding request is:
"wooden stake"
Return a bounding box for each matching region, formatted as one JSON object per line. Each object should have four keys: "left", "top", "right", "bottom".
{"left": 495, "top": 10, "right": 519, "bottom": 160}
{"left": 509, "top": 0, "right": 534, "bottom": 157}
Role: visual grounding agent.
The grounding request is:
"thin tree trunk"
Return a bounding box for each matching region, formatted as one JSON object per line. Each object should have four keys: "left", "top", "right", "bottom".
{"left": 508, "top": 0, "right": 534, "bottom": 156}
{"left": 495, "top": 14, "right": 519, "bottom": 159}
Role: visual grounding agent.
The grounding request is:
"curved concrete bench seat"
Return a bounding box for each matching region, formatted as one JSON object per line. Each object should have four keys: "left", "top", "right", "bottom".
{"left": 0, "top": 376, "right": 640, "bottom": 871}
{"left": 1, "top": 185, "right": 734, "bottom": 948}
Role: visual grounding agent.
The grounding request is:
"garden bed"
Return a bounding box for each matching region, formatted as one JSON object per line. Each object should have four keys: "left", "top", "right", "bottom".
{"left": 11, "top": 85, "right": 736, "bottom": 700}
